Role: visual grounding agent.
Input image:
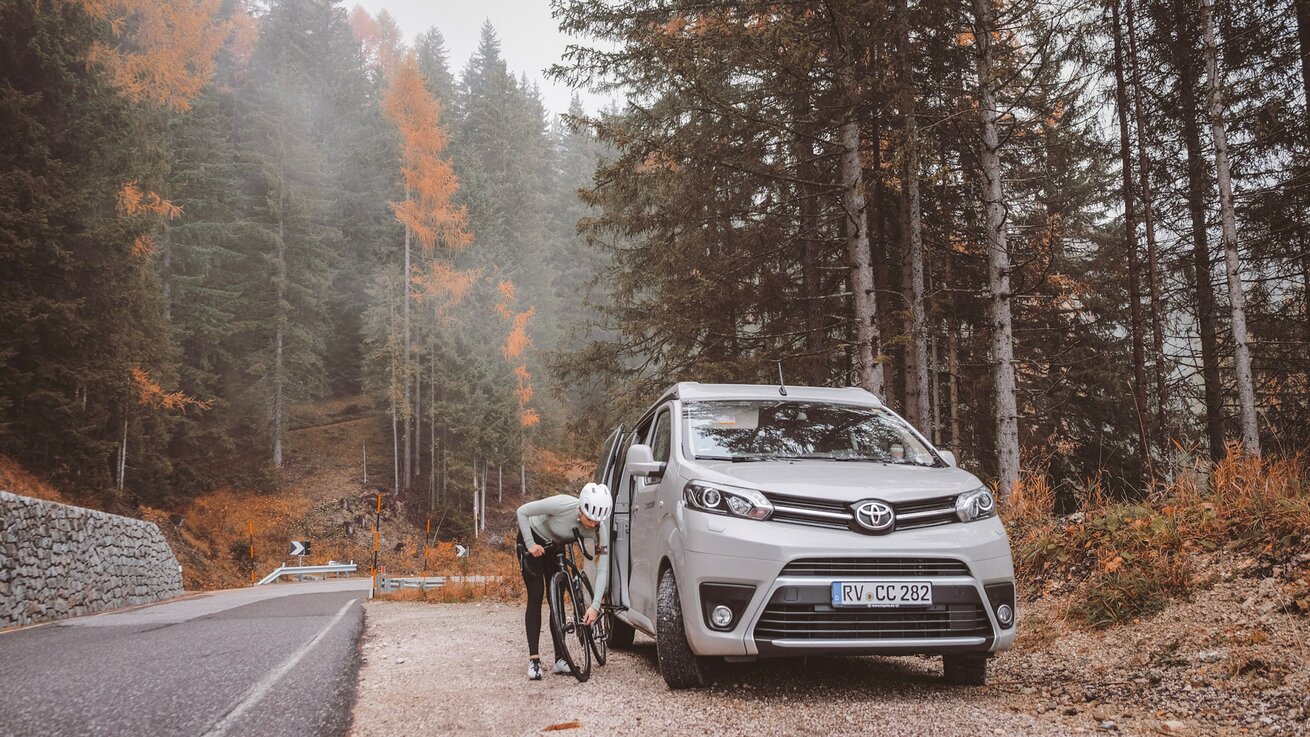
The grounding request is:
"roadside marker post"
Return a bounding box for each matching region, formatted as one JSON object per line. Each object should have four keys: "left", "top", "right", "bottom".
{"left": 370, "top": 492, "right": 381, "bottom": 598}
{"left": 290, "top": 540, "right": 311, "bottom": 570}
{"left": 248, "top": 520, "right": 255, "bottom": 587}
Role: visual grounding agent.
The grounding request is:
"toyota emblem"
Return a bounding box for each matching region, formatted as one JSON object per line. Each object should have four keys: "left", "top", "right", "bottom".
{"left": 853, "top": 500, "right": 895, "bottom": 532}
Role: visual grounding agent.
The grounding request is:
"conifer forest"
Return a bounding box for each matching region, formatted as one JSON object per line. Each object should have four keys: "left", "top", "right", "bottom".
{"left": 0, "top": 0, "right": 1307, "bottom": 516}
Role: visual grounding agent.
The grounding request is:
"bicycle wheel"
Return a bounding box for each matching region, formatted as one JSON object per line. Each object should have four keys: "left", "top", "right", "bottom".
{"left": 548, "top": 570, "right": 591, "bottom": 681}
{"left": 579, "top": 574, "right": 609, "bottom": 666}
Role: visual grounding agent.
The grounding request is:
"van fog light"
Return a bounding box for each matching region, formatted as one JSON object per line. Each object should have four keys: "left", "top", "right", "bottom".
{"left": 711, "top": 605, "right": 734, "bottom": 628}
{"left": 996, "top": 604, "right": 1014, "bottom": 626}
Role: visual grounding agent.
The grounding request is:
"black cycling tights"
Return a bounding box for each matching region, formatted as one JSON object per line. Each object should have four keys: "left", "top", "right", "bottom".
{"left": 519, "top": 533, "right": 565, "bottom": 661}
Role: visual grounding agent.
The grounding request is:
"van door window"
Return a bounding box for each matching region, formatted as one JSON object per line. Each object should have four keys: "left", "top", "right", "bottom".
{"left": 650, "top": 409, "right": 672, "bottom": 463}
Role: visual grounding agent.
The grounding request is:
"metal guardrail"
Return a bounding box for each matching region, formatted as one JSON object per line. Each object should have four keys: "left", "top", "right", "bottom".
{"left": 257, "top": 561, "right": 358, "bottom": 586}
{"left": 376, "top": 575, "right": 502, "bottom": 592}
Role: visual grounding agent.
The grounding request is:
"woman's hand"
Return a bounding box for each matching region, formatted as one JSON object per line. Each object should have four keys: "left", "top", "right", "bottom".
{"left": 583, "top": 606, "right": 599, "bottom": 625}
{"left": 528, "top": 544, "right": 545, "bottom": 557}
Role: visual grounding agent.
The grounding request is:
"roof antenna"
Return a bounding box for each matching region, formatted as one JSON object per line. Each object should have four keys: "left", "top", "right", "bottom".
{"left": 777, "top": 360, "right": 788, "bottom": 396}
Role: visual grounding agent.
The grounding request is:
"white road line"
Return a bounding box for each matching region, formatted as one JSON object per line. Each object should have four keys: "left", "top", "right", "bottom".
{"left": 200, "top": 598, "right": 357, "bottom": 737}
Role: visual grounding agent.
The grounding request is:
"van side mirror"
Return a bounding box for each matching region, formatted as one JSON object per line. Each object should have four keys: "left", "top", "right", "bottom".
{"left": 626, "top": 444, "right": 666, "bottom": 478}
{"left": 938, "top": 450, "right": 957, "bottom": 467}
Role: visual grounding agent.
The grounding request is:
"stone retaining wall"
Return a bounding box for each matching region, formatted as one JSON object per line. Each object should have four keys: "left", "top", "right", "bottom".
{"left": 1, "top": 490, "right": 184, "bottom": 628}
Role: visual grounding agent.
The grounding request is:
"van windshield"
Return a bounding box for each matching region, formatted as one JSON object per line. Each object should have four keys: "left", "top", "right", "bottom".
{"left": 683, "top": 400, "right": 939, "bottom": 466}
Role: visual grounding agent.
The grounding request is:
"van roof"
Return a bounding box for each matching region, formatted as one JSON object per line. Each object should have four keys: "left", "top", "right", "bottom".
{"left": 662, "top": 382, "right": 883, "bottom": 407}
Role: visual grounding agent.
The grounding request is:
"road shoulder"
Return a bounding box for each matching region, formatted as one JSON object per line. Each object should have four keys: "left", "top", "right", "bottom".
{"left": 351, "top": 601, "right": 1095, "bottom": 737}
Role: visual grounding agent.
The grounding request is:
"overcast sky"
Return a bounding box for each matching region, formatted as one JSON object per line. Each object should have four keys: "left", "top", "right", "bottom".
{"left": 350, "top": 0, "right": 610, "bottom": 118}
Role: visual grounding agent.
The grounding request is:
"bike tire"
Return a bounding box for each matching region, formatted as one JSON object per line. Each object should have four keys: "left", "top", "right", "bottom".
{"left": 579, "top": 574, "right": 609, "bottom": 666}
{"left": 548, "top": 570, "right": 591, "bottom": 682}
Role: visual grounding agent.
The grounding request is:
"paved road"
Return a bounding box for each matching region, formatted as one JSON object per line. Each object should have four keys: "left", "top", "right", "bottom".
{"left": 0, "top": 579, "right": 368, "bottom": 737}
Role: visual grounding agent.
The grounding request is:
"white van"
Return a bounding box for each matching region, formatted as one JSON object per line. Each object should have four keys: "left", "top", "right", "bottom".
{"left": 593, "top": 383, "right": 1017, "bottom": 688}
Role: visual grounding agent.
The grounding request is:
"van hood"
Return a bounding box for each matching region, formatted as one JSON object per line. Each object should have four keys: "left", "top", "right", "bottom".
{"left": 682, "top": 459, "right": 983, "bottom": 503}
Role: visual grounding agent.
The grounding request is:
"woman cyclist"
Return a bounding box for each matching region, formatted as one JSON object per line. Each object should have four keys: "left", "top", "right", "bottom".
{"left": 516, "top": 482, "right": 612, "bottom": 680}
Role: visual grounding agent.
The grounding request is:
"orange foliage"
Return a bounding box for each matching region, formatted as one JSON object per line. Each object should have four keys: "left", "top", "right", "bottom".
{"left": 131, "top": 367, "right": 212, "bottom": 412}
{"left": 382, "top": 54, "right": 472, "bottom": 253}
{"left": 117, "top": 181, "right": 182, "bottom": 219}
{"left": 502, "top": 308, "right": 535, "bottom": 361}
{"left": 526, "top": 445, "right": 594, "bottom": 486}
{"left": 77, "top": 0, "right": 229, "bottom": 112}
{"left": 412, "top": 260, "right": 479, "bottom": 320}
{"left": 520, "top": 408, "right": 540, "bottom": 429}
{"left": 219, "top": 5, "right": 257, "bottom": 93}
{"left": 117, "top": 181, "right": 180, "bottom": 258}
{"left": 495, "top": 280, "right": 538, "bottom": 431}
{"left": 497, "top": 279, "right": 516, "bottom": 302}
{"left": 349, "top": 6, "right": 402, "bottom": 79}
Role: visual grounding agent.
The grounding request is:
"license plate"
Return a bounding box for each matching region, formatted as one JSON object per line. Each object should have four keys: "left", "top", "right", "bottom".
{"left": 831, "top": 580, "right": 933, "bottom": 608}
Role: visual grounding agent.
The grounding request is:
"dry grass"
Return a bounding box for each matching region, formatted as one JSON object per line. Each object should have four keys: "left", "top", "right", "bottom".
{"left": 525, "top": 445, "right": 594, "bottom": 489}
{"left": 1010, "top": 450, "right": 1310, "bottom": 627}
{"left": 0, "top": 454, "right": 69, "bottom": 504}
{"left": 372, "top": 539, "right": 525, "bottom": 604}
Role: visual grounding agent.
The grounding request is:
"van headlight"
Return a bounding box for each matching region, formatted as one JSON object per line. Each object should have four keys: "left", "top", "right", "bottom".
{"left": 955, "top": 487, "right": 996, "bottom": 522}
{"left": 683, "top": 481, "right": 773, "bottom": 521}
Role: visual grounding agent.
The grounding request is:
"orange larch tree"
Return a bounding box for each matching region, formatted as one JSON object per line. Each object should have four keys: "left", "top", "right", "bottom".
{"left": 380, "top": 51, "right": 472, "bottom": 492}
{"left": 497, "top": 280, "right": 539, "bottom": 496}
{"left": 77, "top": 0, "right": 230, "bottom": 112}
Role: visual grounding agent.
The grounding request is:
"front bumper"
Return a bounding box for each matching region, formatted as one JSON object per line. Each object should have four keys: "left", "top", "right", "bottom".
{"left": 671, "top": 507, "right": 1017, "bottom": 658}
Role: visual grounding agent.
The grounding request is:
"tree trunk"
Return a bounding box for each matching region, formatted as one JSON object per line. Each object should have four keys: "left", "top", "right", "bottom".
{"left": 1203, "top": 0, "right": 1260, "bottom": 456}
{"left": 161, "top": 223, "right": 172, "bottom": 322}
{"left": 946, "top": 253, "right": 961, "bottom": 451}
{"left": 899, "top": 0, "right": 930, "bottom": 429}
{"left": 1294, "top": 0, "right": 1310, "bottom": 408}
{"left": 791, "top": 89, "right": 826, "bottom": 384}
{"left": 973, "top": 0, "right": 1020, "bottom": 497}
{"left": 931, "top": 317, "right": 941, "bottom": 444}
{"left": 430, "top": 349, "right": 437, "bottom": 508}
{"left": 1174, "top": 0, "right": 1226, "bottom": 460}
{"left": 117, "top": 418, "right": 127, "bottom": 491}
{"left": 272, "top": 116, "right": 288, "bottom": 471}
{"left": 1297, "top": 0, "right": 1310, "bottom": 131}
{"left": 1112, "top": 0, "right": 1152, "bottom": 479}
{"left": 1125, "top": 0, "right": 1171, "bottom": 463}
{"left": 838, "top": 65, "right": 883, "bottom": 396}
{"left": 402, "top": 212, "right": 412, "bottom": 490}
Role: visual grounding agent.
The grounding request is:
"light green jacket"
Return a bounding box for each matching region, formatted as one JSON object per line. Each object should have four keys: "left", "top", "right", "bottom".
{"left": 517, "top": 494, "right": 611, "bottom": 602}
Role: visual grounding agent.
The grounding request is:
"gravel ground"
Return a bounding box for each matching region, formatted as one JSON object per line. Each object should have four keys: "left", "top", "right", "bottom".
{"left": 351, "top": 602, "right": 1127, "bottom": 737}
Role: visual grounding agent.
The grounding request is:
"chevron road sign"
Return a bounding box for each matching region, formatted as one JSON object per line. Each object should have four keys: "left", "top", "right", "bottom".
{"left": 455, "top": 544, "right": 469, "bottom": 558}
{"left": 290, "top": 540, "right": 311, "bottom": 557}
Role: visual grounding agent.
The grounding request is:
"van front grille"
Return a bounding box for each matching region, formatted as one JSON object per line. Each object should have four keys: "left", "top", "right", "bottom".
{"left": 780, "top": 557, "right": 971, "bottom": 578}
{"left": 754, "top": 603, "right": 991, "bottom": 640}
{"left": 765, "top": 493, "right": 961, "bottom": 534}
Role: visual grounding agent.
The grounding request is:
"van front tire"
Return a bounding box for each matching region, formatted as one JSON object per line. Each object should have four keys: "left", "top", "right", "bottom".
{"left": 942, "top": 653, "right": 987, "bottom": 685}
{"left": 656, "top": 568, "right": 713, "bottom": 689}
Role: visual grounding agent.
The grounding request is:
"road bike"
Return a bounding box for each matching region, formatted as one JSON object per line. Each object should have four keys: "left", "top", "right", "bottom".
{"left": 546, "top": 536, "right": 610, "bottom": 681}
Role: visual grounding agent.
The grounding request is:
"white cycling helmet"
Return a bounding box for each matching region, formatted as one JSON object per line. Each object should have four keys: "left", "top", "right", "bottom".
{"left": 579, "top": 482, "right": 613, "bottom": 522}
